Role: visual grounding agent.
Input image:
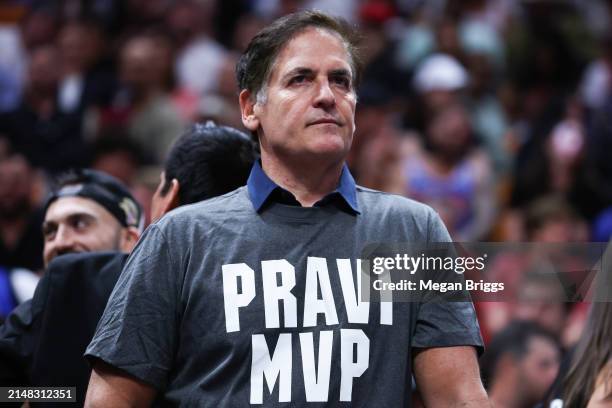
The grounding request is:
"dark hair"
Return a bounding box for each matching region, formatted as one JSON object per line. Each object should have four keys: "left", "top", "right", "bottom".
{"left": 524, "top": 195, "right": 578, "bottom": 239}
{"left": 161, "top": 122, "right": 258, "bottom": 205}
{"left": 563, "top": 267, "right": 612, "bottom": 407}
{"left": 236, "top": 10, "right": 362, "bottom": 99}
{"left": 479, "top": 320, "right": 559, "bottom": 388}
{"left": 92, "top": 134, "right": 145, "bottom": 166}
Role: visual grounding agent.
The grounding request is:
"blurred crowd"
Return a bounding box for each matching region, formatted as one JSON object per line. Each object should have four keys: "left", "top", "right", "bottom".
{"left": 1, "top": 0, "right": 612, "bottom": 406}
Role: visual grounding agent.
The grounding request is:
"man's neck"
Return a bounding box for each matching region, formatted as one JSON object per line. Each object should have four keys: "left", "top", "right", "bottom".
{"left": 261, "top": 153, "right": 344, "bottom": 207}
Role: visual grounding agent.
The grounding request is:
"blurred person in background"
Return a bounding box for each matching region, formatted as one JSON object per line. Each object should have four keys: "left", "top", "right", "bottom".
{"left": 523, "top": 195, "right": 589, "bottom": 243}
{"left": 513, "top": 273, "right": 571, "bottom": 346}
{"left": 96, "top": 33, "right": 185, "bottom": 164}
{"left": 347, "top": 82, "right": 405, "bottom": 193}
{"left": 357, "top": 0, "right": 412, "bottom": 109}
{"left": 166, "top": 0, "right": 226, "bottom": 101}
{"left": 555, "top": 301, "right": 612, "bottom": 407}
{"left": 0, "top": 5, "right": 59, "bottom": 113}
{"left": 435, "top": 15, "right": 462, "bottom": 58}
{"left": 479, "top": 196, "right": 588, "bottom": 343}
{"left": 195, "top": 52, "right": 244, "bottom": 129}
{"left": 0, "top": 44, "right": 87, "bottom": 173}
{"left": 19, "top": 5, "right": 59, "bottom": 50}
{"left": 580, "top": 85, "right": 612, "bottom": 222}
{"left": 90, "top": 133, "right": 145, "bottom": 187}
{"left": 56, "top": 17, "right": 116, "bottom": 115}
{"left": 543, "top": 243, "right": 612, "bottom": 407}
{"left": 511, "top": 98, "right": 594, "bottom": 218}
{"left": 480, "top": 320, "right": 561, "bottom": 408}
{"left": 0, "top": 153, "right": 44, "bottom": 272}
{"left": 400, "top": 103, "right": 496, "bottom": 241}
{"left": 459, "top": 16, "right": 510, "bottom": 176}
{"left": 0, "top": 153, "right": 44, "bottom": 320}
{"left": 408, "top": 53, "right": 469, "bottom": 132}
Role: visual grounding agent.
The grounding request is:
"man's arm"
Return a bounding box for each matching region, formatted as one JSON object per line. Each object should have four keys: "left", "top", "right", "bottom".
{"left": 85, "top": 360, "right": 156, "bottom": 408}
{"left": 413, "top": 346, "right": 490, "bottom": 407}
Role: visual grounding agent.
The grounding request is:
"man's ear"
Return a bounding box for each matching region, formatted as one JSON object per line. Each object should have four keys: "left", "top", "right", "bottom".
{"left": 160, "top": 178, "right": 180, "bottom": 215}
{"left": 239, "top": 89, "right": 260, "bottom": 132}
{"left": 120, "top": 226, "right": 141, "bottom": 253}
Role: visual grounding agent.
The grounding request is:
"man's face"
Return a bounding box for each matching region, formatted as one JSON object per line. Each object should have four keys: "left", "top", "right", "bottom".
{"left": 515, "top": 281, "right": 566, "bottom": 335}
{"left": 0, "top": 155, "right": 32, "bottom": 218}
{"left": 42, "top": 196, "right": 126, "bottom": 267}
{"left": 517, "top": 336, "right": 560, "bottom": 404}
{"left": 120, "top": 37, "right": 160, "bottom": 91}
{"left": 28, "top": 46, "right": 60, "bottom": 94}
{"left": 245, "top": 28, "right": 357, "bottom": 163}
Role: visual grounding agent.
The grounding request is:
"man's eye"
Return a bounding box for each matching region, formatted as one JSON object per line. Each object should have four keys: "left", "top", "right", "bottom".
{"left": 72, "top": 218, "right": 90, "bottom": 230}
{"left": 42, "top": 226, "right": 56, "bottom": 240}
{"left": 289, "top": 75, "right": 308, "bottom": 85}
{"left": 332, "top": 76, "right": 350, "bottom": 89}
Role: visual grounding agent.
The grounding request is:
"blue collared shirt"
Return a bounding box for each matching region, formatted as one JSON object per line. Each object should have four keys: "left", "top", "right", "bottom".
{"left": 246, "top": 161, "right": 360, "bottom": 214}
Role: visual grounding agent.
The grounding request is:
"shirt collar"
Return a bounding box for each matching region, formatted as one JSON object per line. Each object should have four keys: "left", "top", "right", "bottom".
{"left": 247, "top": 161, "right": 360, "bottom": 214}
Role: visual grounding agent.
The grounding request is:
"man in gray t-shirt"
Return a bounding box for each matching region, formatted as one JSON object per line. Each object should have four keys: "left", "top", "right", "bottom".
{"left": 85, "top": 10, "right": 489, "bottom": 407}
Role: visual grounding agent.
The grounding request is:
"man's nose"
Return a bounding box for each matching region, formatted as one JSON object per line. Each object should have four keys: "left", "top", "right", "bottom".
{"left": 313, "top": 80, "right": 336, "bottom": 109}
{"left": 51, "top": 225, "right": 76, "bottom": 254}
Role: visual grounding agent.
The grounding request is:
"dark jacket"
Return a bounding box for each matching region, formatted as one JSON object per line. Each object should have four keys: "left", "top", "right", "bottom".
{"left": 0, "top": 252, "right": 128, "bottom": 406}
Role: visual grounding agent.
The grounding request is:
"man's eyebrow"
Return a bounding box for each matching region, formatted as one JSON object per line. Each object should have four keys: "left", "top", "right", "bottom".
{"left": 66, "top": 212, "right": 96, "bottom": 221}
{"left": 328, "top": 68, "right": 352, "bottom": 78}
{"left": 43, "top": 211, "right": 97, "bottom": 227}
{"left": 281, "top": 67, "right": 314, "bottom": 80}
{"left": 42, "top": 220, "right": 56, "bottom": 230}
{"left": 281, "top": 67, "right": 353, "bottom": 82}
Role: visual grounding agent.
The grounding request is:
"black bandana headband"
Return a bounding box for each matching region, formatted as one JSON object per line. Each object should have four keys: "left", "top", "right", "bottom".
{"left": 44, "top": 169, "right": 144, "bottom": 232}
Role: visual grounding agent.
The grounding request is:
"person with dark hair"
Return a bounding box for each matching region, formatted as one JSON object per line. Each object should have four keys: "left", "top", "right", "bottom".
{"left": 400, "top": 103, "right": 496, "bottom": 241}
{"left": 56, "top": 17, "right": 116, "bottom": 114}
{"left": 480, "top": 321, "right": 561, "bottom": 408}
{"left": 152, "top": 121, "right": 258, "bottom": 215}
{"left": 95, "top": 33, "right": 186, "bottom": 164}
{"left": 91, "top": 134, "right": 145, "bottom": 185}
{"left": 235, "top": 10, "right": 362, "bottom": 108}
{"left": 562, "top": 302, "right": 612, "bottom": 407}
{"left": 0, "top": 124, "right": 257, "bottom": 404}
{"left": 542, "top": 244, "right": 612, "bottom": 408}
{"left": 85, "top": 10, "right": 486, "bottom": 407}
{"left": 0, "top": 154, "right": 45, "bottom": 276}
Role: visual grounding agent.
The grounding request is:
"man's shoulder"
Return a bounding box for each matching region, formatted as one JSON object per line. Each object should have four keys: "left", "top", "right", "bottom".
{"left": 47, "top": 251, "right": 128, "bottom": 272}
{"left": 165, "top": 186, "right": 250, "bottom": 217}
{"left": 155, "top": 186, "right": 252, "bottom": 230}
{"left": 355, "top": 185, "right": 435, "bottom": 219}
{"left": 44, "top": 252, "right": 128, "bottom": 296}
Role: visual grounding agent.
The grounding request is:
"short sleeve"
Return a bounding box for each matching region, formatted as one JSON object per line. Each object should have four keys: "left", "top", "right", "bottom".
{"left": 411, "top": 209, "right": 484, "bottom": 354}
{"left": 85, "top": 224, "right": 182, "bottom": 388}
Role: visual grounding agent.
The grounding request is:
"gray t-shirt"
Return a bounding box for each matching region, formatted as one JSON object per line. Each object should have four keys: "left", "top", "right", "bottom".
{"left": 86, "top": 186, "right": 482, "bottom": 406}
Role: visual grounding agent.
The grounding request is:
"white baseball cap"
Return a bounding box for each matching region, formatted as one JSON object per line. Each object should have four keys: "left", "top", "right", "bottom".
{"left": 413, "top": 53, "right": 469, "bottom": 93}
